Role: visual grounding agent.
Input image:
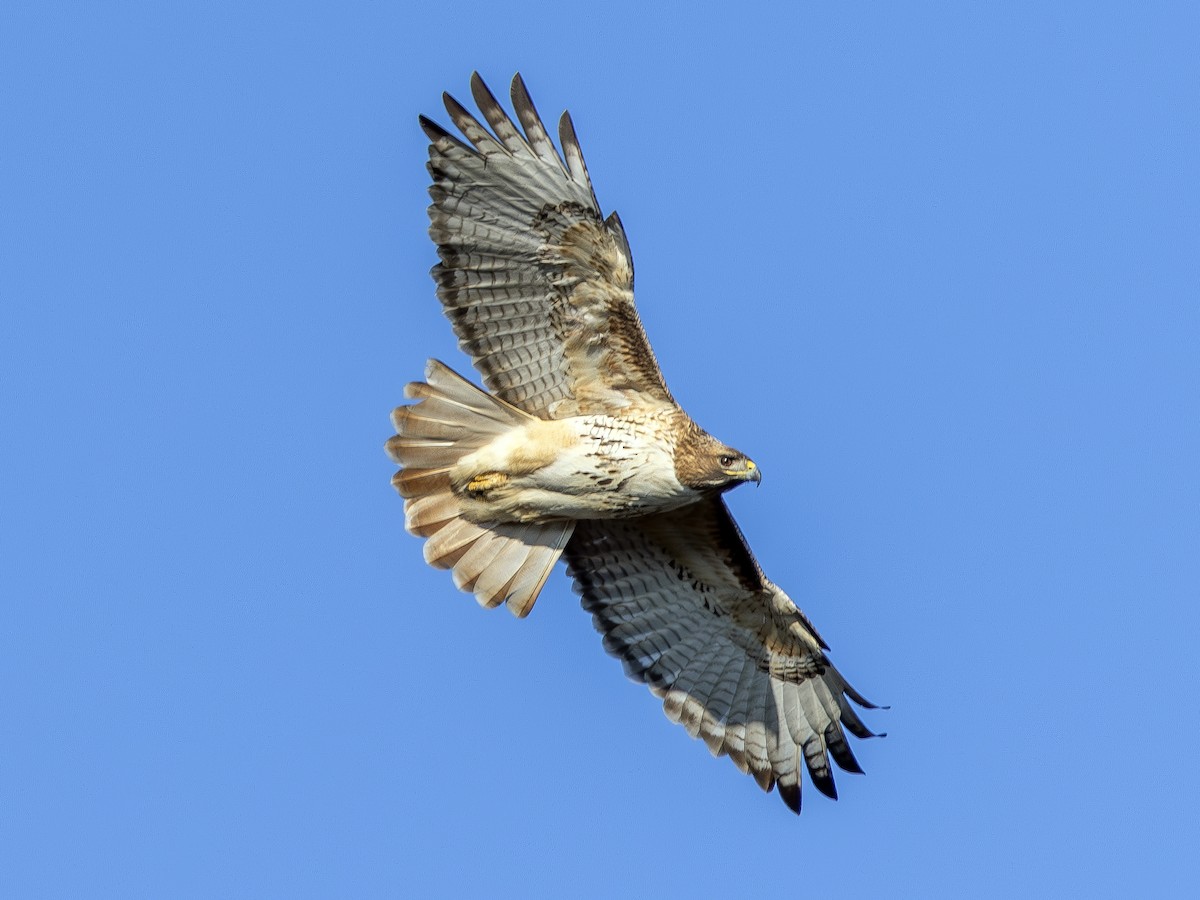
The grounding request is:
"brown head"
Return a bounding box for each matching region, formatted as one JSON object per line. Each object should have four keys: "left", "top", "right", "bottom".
{"left": 673, "top": 423, "right": 761, "bottom": 493}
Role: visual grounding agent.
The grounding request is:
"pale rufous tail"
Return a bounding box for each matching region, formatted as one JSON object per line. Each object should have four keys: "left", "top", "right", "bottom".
{"left": 386, "top": 359, "right": 574, "bottom": 617}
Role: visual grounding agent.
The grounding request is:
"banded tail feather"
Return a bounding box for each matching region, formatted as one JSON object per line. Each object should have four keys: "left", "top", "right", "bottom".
{"left": 387, "top": 359, "right": 574, "bottom": 616}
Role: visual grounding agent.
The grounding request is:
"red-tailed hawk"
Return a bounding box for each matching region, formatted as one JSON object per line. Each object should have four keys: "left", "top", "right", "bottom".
{"left": 387, "top": 73, "right": 883, "bottom": 814}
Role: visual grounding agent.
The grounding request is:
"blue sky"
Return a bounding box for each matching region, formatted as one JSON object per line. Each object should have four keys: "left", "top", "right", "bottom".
{"left": 3, "top": 2, "right": 1198, "bottom": 897}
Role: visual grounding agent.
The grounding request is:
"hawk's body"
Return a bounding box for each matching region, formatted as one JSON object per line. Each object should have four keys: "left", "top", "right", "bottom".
{"left": 388, "top": 73, "right": 882, "bottom": 814}
{"left": 450, "top": 408, "right": 705, "bottom": 522}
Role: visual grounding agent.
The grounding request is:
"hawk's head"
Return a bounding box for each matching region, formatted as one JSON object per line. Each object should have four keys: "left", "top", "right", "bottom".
{"left": 674, "top": 426, "right": 761, "bottom": 493}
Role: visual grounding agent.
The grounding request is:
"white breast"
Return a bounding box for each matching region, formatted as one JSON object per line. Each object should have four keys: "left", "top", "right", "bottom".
{"left": 456, "top": 412, "right": 699, "bottom": 523}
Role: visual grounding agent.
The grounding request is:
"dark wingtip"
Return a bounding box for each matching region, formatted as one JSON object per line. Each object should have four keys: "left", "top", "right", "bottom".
{"left": 844, "top": 682, "right": 885, "bottom": 710}
{"left": 441, "top": 90, "right": 467, "bottom": 120}
{"left": 469, "top": 70, "right": 499, "bottom": 112}
{"left": 826, "top": 726, "right": 866, "bottom": 775}
{"left": 832, "top": 746, "right": 866, "bottom": 774}
{"left": 777, "top": 782, "right": 802, "bottom": 815}
{"left": 558, "top": 109, "right": 577, "bottom": 139}
{"left": 466, "top": 71, "right": 486, "bottom": 106}
{"left": 418, "top": 114, "right": 449, "bottom": 141}
{"left": 812, "top": 773, "right": 839, "bottom": 801}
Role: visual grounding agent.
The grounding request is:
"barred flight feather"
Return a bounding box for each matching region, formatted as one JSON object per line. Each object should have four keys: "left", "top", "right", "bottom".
{"left": 566, "top": 499, "right": 881, "bottom": 813}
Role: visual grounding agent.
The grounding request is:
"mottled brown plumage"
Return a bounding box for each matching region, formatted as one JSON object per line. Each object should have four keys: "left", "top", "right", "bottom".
{"left": 388, "top": 73, "right": 882, "bottom": 814}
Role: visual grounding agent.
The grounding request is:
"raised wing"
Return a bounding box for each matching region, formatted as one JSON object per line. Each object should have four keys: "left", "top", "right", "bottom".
{"left": 565, "top": 499, "right": 882, "bottom": 814}
{"left": 421, "top": 73, "right": 673, "bottom": 419}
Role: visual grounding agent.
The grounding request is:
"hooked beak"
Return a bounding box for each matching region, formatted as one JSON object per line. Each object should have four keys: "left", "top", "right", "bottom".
{"left": 745, "top": 459, "right": 762, "bottom": 486}
{"left": 721, "top": 458, "right": 762, "bottom": 487}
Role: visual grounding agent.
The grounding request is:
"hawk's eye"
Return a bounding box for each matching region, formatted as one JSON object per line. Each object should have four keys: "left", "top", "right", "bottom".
{"left": 719, "top": 454, "right": 734, "bottom": 468}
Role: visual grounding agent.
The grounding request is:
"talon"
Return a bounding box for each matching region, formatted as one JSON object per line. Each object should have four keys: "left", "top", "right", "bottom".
{"left": 466, "top": 471, "right": 508, "bottom": 494}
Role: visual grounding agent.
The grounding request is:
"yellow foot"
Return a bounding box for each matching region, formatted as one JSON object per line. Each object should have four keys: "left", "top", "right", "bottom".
{"left": 465, "top": 471, "right": 508, "bottom": 494}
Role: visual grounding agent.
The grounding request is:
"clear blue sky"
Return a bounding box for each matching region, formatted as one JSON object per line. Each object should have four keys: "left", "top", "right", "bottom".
{"left": 3, "top": 2, "right": 1198, "bottom": 897}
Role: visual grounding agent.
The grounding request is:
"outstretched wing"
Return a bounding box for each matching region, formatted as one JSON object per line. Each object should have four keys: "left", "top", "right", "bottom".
{"left": 565, "top": 498, "right": 882, "bottom": 814}
{"left": 421, "top": 73, "right": 673, "bottom": 419}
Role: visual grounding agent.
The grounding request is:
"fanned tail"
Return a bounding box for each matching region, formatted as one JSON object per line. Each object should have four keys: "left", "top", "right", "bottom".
{"left": 386, "top": 359, "right": 574, "bottom": 616}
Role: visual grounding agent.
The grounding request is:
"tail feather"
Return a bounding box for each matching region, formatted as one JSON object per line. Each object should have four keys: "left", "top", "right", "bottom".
{"left": 473, "top": 537, "right": 533, "bottom": 602}
{"left": 388, "top": 439, "right": 459, "bottom": 470}
{"left": 391, "top": 466, "right": 452, "bottom": 499}
{"left": 502, "top": 538, "right": 568, "bottom": 617}
{"left": 422, "top": 516, "right": 482, "bottom": 564}
{"left": 452, "top": 528, "right": 513, "bottom": 592}
{"left": 388, "top": 359, "right": 573, "bottom": 616}
{"left": 404, "top": 491, "right": 460, "bottom": 537}
{"left": 391, "top": 409, "right": 476, "bottom": 442}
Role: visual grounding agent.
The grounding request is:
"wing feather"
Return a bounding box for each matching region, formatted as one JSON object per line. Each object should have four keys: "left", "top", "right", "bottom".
{"left": 767, "top": 681, "right": 804, "bottom": 812}
{"left": 742, "top": 676, "right": 775, "bottom": 793}
{"left": 669, "top": 638, "right": 741, "bottom": 742}
{"left": 565, "top": 498, "right": 880, "bottom": 814}
{"left": 469, "top": 72, "right": 531, "bottom": 157}
{"left": 692, "top": 646, "right": 747, "bottom": 756}
{"left": 442, "top": 92, "right": 510, "bottom": 157}
{"left": 557, "top": 110, "right": 600, "bottom": 209}
{"left": 715, "top": 645, "right": 761, "bottom": 771}
{"left": 421, "top": 73, "right": 672, "bottom": 418}
{"left": 511, "top": 74, "right": 570, "bottom": 175}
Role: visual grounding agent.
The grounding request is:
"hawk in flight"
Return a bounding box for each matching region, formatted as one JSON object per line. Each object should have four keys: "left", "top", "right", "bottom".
{"left": 387, "top": 73, "right": 882, "bottom": 813}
